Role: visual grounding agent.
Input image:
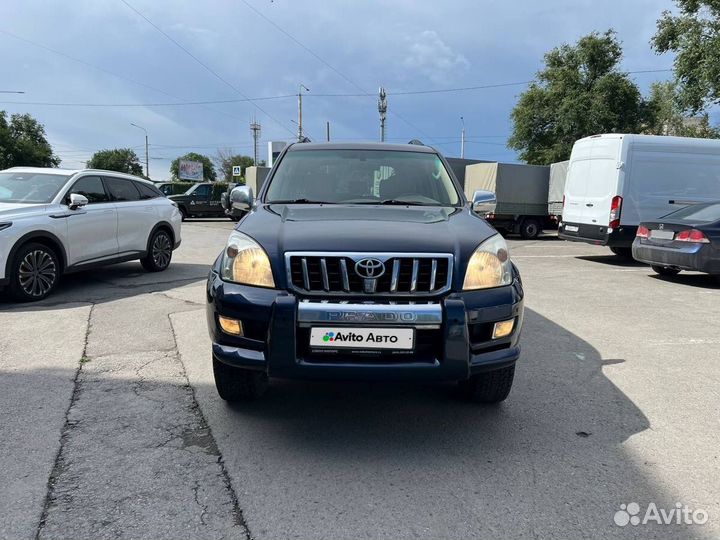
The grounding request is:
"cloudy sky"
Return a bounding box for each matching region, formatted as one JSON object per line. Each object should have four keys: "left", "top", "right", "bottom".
{"left": 2, "top": 0, "right": 677, "bottom": 179}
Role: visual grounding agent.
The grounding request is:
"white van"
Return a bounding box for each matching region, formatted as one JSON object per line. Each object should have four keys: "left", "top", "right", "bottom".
{"left": 559, "top": 134, "right": 720, "bottom": 255}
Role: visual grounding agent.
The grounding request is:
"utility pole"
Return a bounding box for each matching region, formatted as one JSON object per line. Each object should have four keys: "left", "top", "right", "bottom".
{"left": 250, "top": 118, "right": 261, "bottom": 166}
{"left": 378, "top": 87, "right": 387, "bottom": 142}
{"left": 130, "top": 123, "right": 149, "bottom": 178}
{"left": 297, "top": 83, "right": 310, "bottom": 142}
{"left": 326, "top": 121, "right": 330, "bottom": 142}
{"left": 460, "top": 116, "right": 466, "bottom": 159}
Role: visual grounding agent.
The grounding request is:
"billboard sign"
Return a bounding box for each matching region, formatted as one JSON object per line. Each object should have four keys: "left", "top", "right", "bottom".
{"left": 178, "top": 160, "right": 203, "bottom": 181}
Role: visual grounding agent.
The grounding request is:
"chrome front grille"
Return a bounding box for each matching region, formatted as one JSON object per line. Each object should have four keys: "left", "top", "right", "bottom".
{"left": 285, "top": 252, "right": 453, "bottom": 296}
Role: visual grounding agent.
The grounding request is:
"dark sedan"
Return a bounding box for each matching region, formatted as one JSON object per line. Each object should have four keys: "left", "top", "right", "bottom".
{"left": 632, "top": 202, "right": 720, "bottom": 279}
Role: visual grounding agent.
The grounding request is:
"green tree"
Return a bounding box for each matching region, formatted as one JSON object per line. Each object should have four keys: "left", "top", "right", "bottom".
{"left": 170, "top": 152, "right": 217, "bottom": 182}
{"left": 653, "top": 1, "right": 720, "bottom": 112}
{"left": 644, "top": 80, "right": 720, "bottom": 138}
{"left": 87, "top": 148, "right": 144, "bottom": 176}
{"left": 215, "top": 148, "right": 254, "bottom": 183}
{"left": 0, "top": 111, "right": 60, "bottom": 168}
{"left": 508, "top": 31, "right": 646, "bottom": 164}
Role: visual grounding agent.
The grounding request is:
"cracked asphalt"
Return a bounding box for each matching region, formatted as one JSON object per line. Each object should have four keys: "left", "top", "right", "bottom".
{"left": 1, "top": 220, "right": 718, "bottom": 540}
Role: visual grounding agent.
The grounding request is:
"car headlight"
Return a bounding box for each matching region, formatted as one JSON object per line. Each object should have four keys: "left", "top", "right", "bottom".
{"left": 220, "top": 231, "right": 275, "bottom": 288}
{"left": 0, "top": 222, "right": 11, "bottom": 232}
{"left": 462, "top": 234, "right": 513, "bottom": 290}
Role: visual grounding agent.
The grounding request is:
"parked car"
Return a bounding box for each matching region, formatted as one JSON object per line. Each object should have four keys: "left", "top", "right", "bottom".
{"left": 220, "top": 182, "right": 242, "bottom": 221}
{"left": 560, "top": 134, "right": 720, "bottom": 257}
{"left": 206, "top": 142, "right": 525, "bottom": 403}
{"left": 632, "top": 201, "right": 720, "bottom": 279}
{"left": 168, "top": 182, "right": 230, "bottom": 220}
{"left": 0, "top": 167, "right": 182, "bottom": 301}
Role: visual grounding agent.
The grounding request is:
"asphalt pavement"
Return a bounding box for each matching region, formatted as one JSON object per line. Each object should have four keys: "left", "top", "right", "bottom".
{"left": 1, "top": 221, "right": 718, "bottom": 540}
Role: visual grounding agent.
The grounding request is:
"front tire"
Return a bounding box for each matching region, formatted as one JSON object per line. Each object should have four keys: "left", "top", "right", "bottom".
{"left": 458, "top": 364, "right": 515, "bottom": 403}
{"left": 651, "top": 265, "right": 681, "bottom": 276}
{"left": 141, "top": 229, "right": 173, "bottom": 272}
{"left": 8, "top": 242, "right": 60, "bottom": 302}
{"left": 213, "top": 356, "right": 268, "bottom": 401}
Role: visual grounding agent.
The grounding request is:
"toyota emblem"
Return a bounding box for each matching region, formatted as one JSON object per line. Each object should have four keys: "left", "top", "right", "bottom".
{"left": 354, "top": 258, "right": 385, "bottom": 279}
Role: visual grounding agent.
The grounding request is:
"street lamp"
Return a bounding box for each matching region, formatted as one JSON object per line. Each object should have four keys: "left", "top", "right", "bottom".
{"left": 297, "top": 83, "right": 310, "bottom": 142}
{"left": 130, "top": 123, "right": 149, "bottom": 178}
{"left": 460, "top": 116, "right": 466, "bottom": 159}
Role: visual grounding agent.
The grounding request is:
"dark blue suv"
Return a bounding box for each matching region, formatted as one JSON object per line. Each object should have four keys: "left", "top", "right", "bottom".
{"left": 206, "top": 143, "right": 524, "bottom": 403}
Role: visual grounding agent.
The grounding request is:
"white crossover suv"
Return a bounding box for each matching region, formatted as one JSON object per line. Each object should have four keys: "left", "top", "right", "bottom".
{"left": 0, "top": 167, "right": 182, "bottom": 302}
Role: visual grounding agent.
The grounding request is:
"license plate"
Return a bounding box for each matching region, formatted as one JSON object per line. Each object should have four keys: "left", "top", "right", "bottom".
{"left": 564, "top": 225, "right": 579, "bottom": 232}
{"left": 309, "top": 327, "right": 415, "bottom": 350}
{"left": 650, "top": 229, "right": 674, "bottom": 240}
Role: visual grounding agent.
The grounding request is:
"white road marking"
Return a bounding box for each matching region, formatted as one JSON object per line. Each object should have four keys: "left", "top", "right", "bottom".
{"left": 512, "top": 254, "right": 582, "bottom": 258}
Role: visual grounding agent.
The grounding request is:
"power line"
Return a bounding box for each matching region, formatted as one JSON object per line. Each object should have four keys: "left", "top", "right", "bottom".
{"left": 119, "top": 0, "right": 295, "bottom": 136}
{"left": 0, "top": 28, "right": 251, "bottom": 123}
{"left": 0, "top": 96, "right": 296, "bottom": 107}
{"left": 0, "top": 68, "right": 676, "bottom": 109}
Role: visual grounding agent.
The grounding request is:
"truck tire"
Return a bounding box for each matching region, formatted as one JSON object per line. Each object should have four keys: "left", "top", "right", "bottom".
{"left": 519, "top": 218, "right": 541, "bottom": 239}
{"left": 8, "top": 242, "right": 60, "bottom": 302}
{"left": 651, "top": 265, "right": 680, "bottom": 277}
{"left": 458, "top": 364, "right": 515, "bottom": 404}
{"left": 610, "top": 247, "right": 633, "bottom": 258}
{"left": 213, "top": 356, "right": 269, "bottom": 401}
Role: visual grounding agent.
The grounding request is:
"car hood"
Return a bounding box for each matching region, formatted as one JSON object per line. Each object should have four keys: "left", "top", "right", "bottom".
{"left": 237, "top": 203, "right": 498, "bottom": 272}
{"left": 0, "top": 202, "right": 50, "bottom": 220}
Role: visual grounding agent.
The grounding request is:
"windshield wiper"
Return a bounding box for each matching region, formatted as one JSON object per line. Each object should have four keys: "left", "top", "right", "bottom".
{"left": 269, "top": 198, "right": 335, "bottom": 204}
{"left": 378, "top": 199, "right": 434, "bottom": 206}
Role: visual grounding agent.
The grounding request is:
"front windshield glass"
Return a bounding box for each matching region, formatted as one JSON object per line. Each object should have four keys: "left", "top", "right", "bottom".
{"left": 265, "top": 149, "right": 461, "bottom": 206}
{"left": 0, "top": 172, "right": 70, "bottom": 204}
{"left": 661, "top": 202, "right": 720, "bottom": 223}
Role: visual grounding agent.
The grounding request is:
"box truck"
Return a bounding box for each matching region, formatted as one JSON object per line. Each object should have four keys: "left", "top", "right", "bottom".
{"left": 559, "top": 134, "right": 720, "bottom": 256}
{"left": 465, "top": 162, "right": 551, "bottom": 239}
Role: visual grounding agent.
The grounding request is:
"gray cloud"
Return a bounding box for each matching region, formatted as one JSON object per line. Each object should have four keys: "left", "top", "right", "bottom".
{"left": 1, "top": 0, "right": 677, "bottom": 177}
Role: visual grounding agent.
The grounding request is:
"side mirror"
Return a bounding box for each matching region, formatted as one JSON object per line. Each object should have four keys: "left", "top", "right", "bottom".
{"left": 69, "top": 193, "right": 89, "bottom": 210}
{"left": 471, "top": 190, "right": 496, "bottom": 213}
{"left": 230, "top": 186, "right": 253, "bottom": 212}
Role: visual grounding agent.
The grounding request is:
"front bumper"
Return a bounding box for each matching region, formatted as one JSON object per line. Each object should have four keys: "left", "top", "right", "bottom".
{"left": 632, "top": 238, "right": 720, "bottom": 274}
{"left": 559, "top": 221, "right": 637, "bottom": 247}
{"left": 206, "top": 272, "right": 524, "bottom": 382}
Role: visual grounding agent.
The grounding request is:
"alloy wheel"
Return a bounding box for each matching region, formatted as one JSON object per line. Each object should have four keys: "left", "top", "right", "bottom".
{"left": 18, "top": 249, "right": 57, "bottom": 297}
{"left": 152, "top": 233, "right": 172, "bottom": 269}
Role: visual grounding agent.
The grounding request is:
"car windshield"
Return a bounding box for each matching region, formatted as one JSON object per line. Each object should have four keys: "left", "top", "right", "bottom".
{"left": 661, "top": 202, "right": 720, "bottom": 223}
{"left": 265, "top": 149, "right": 461, "bottom": 206}
{"left": 0, "top": 171, "right": 70, "bottom": 204}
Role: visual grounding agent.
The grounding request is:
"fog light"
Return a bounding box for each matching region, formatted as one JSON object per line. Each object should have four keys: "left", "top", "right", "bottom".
{"left": 219, "top": 316, "right": 243, "bottom": 336}
{"left": 492, "top": 319, "right": 514, "bottom": 339}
